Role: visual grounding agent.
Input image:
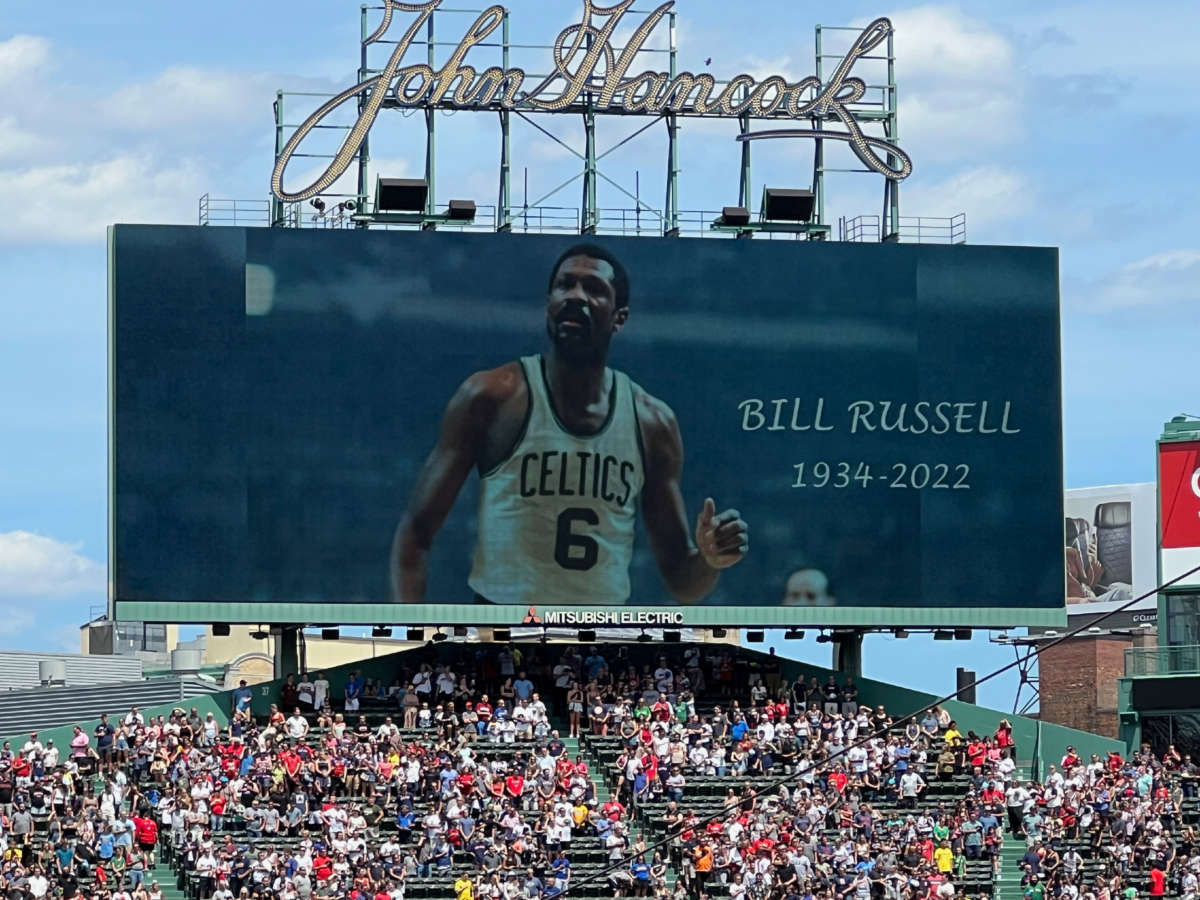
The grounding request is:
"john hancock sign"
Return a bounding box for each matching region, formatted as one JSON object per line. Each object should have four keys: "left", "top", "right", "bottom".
{"left": 271, "top": 0, "right": 913, "bottom": 203}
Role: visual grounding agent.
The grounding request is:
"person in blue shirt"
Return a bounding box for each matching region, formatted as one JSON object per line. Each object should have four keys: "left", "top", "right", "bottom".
{"left": 97, "top": 831, "right": 115, "bottom": 862}
{"left": 513, "top": 672, "right": 535, "bottom": 701}
{"left": 631, "top": 856, "right": 652, "bottom": 887}
{"left": 232, "top": 680, "right": 253, "bottom": 716}
{"left": 731, "top": 717, "right": 748, "bottom": 741}
{"left": 551, "top": 853, "right": 570, "bottom": 883}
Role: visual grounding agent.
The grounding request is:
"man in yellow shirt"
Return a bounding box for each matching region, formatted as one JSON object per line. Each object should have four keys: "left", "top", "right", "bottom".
{"left": 934, "top": 840, "right": 955, "bottom": 874}
{"left": 455, "top": 874, "right": 475, "bottom": 900}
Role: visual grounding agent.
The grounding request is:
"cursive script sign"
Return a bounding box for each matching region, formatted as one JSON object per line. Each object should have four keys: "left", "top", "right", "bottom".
{"left": 271, "top": 0, "right": 912, "bottom": 203}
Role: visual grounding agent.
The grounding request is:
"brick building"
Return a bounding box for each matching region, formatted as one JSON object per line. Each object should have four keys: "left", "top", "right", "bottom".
{"left": 1038, "top": 628, "right": 1157, "bottom": 737}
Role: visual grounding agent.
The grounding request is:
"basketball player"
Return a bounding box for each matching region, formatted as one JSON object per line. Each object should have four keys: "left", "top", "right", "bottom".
{"left": 391, "top": 243, "right": 749, "bottom": 606}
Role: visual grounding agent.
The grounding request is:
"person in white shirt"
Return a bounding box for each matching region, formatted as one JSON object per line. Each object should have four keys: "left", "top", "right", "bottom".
{"left": 297, "top": 676, "right": 315, "bottom": 709}
{"left": 42, "top": 740, "right": 60, "bottom": 770}
{"left": 286, "top": 712, "right": 309, "bottom": 740}
{"left": 21, "top": 733, "right": 43, "bottom": 759}
{"left": 312, "top": 673, "right": 330, "bottom": 711}
{"left": 26, "top": 869, "right": 49, "bottom": 899}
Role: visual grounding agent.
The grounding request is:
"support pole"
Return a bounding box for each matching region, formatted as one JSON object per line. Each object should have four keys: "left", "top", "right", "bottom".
{"left": 831, "top": 630, "right": 863, "bottom": 680}
{"left": 582, "top": 107, "right": 597, "bottom": 234}
{"left": 423, "top": 10, "right": 437, "bottom": 224}
{"left": 663, "top": 10, "right": 680, "bottom": 237}
{"left": 272, "top": 625, "right": 301, "bottom": 680}
{"left": 357, "top": 4, "right": 371, "bottom": 225}
{"left": 497, "top": 11, "right": 512, "bottom": 232}
{"left": 272, "top": 91, "right": 284, "bottom": 227}
{"left": 813, "top": 25, "right": 824, "bottom": 229}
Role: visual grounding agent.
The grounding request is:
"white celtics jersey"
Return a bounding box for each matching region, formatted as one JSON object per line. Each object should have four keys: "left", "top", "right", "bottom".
{"left": 469, "top": 355, "right": 646, "bottom": 605}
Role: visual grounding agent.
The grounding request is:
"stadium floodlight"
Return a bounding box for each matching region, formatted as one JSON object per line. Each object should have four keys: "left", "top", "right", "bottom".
{"left": 815, "top": 632, "right": 831, "bottom": 644}
{"left": 578, "top": 629, "right": 597, "bottom": 643}
{"left": 933, "top": 629, "right": 953, "bottom": 641}
{"left": 711, "top": 628, "right": 727, "bottom": 638}
{"left": 432, "top": 629, "right": 448, "bottom": 643}
{"left": 761, "top": 187, "right": 815, "bottom": 222}
{"left": 954, "top": 628, "right": 971, "bottom": 641}
{"left": 249, "top": 626, "right": 269, "bottom": 640}
{"left": 310, "top": 197, "right": 326, "bottom": 212}
{"left": 746, "top": 630, "right": 765, "bottom": 643}
{"left": 637, "top": 631, "right": 652, "bottom": 643}
{"left": 338, "top": 200, "right": 357, "bottom": 213}
{"left": 321, "top": 628, "right": 340, "bottom": 640}
{"left": 376, "top": 177, "right": 428, "bottom": 212}
{"left": 372, "top": 626, "right": 393, "bottom": 638}
{"left": 406, "top": 628, "right": 425, "bottom": 642}
{"left": 447, "top": 199, "right": 477, "bottom": 221}
{"left": 718, "top": 206, "right": 751, "bottom": 227}
{"left": 892, "top": 628, "right": 909, "bottom": 639}
{"left": 784, "top": 629, "right": 804, "bottom": 640}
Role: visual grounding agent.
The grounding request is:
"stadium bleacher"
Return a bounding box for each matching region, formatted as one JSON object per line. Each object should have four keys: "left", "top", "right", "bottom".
{"left": 0, "top": 641, "right": 1194, "bottom": 900}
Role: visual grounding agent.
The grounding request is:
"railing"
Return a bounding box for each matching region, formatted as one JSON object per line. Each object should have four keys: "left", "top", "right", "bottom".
{"left": 840, "top": 212, "right": 967, "bottom": 244}
{"left": 1125, "top": 644, "right": 1200, "bottom": 677}
{"left": 198, "top": 194, "right": 271, "bottom": 227}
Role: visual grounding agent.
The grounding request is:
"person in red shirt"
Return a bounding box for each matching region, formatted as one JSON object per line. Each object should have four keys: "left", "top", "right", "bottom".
{"left": 1149, "top": 865, "right": 1166, "bottom": 898}
{"left": 313, "top": 855, "right": 333, "bottom": 881}
{"left": 602, "top": 799, "right": 625, "bottom": 822}
{"left": 132, "top": 815, "right": 158, "bottom": 864}
{"left": 505, "top": 774, "right": 525, "bottom": 799}
{"left": 827, "top": 767, "right": 848, "bottom": 793}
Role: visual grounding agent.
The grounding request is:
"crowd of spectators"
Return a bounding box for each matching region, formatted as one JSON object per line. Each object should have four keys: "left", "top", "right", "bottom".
{"left": 0, "top": 642, "right": 1192, "bottom": 900}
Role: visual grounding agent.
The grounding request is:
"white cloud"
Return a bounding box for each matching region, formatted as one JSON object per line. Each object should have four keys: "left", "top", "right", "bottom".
{"left": 0, "top": 35, "right": 51, "bottom": 85}
{"left": 1086, "top": 249, "right": 1200, "bottom": 309}
{"left": 101, "top": 66, "right": 278, "bottom": 132}
{"left": 0, "top": 531, "right": 105, "bottom": 598}
{"left": 0, "top": 155, "right": 206, "bottom": 244}
{"left": 879, "top": 7, "right": 1024, "bottom": 159}
{"left": 903, "top": 166, "right": 1031, "bottom": 226}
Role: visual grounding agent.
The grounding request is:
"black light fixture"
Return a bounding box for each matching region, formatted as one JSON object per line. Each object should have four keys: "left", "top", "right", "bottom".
{"left": 249, "top": 626, "right": 269, "bottom": 640}
{"left": 406, "top": 628, "right": 425, "bottom": 642}
{"left": 339, "top": 199, "right": 357, "bottom": 213}
{"left": 933, "top": 629, "right": 954, "bottom": 641}
{"left": 447, "top": 199, "right": 476, "bottom": 221}
{"left": 493, "top": 627, "right": 511, "bottom": 642}
{"left": 746, "top": 630, "right": 765, "bottom": 643}
{"left": 212, "top": 623, "right": 231, "bottom": 637}
{"left": 711, "top": 627, "right": 727, "bottom": 638}
{"left": 954, "top": 628, "right": 972, "bottom": 641}
{"left": 432, "top": 629, "right": 448, "bottom": 643}
{"left": 761, "top": 187, "right": 815, "bottom": 222}
{"left": 372, "top": 626, "right": 393, "bottom": 638}
{"left": 663, "top": 630, "right": 682, "bottom": 643}
{"left": 637, "top": 631, "right": 652, "bottom": 643}
{"left": 578, "top": 629, "right": 597, "bottom": 643}
{"left": 321, "top": 628, "right": 340, "bottom": 641}
{"left": 718, "top": 206, "right": 751, "bottom": 227}
{"left": 453, "top": 626, "right": 469, "bottom": 637}
{"left": 784, "top": 628, "right": 804, "bottom": 640}
{"left": 893, "top": 628, "right": 909, "bottom": 639}
{"left": 815, "top": 632, "right": 832, "bottom": 644}
{"left": 310, "top": 197, "right": 326, "bottom": 212}
{"left": 375, "top": 177, "right": 428, "bottom": 212}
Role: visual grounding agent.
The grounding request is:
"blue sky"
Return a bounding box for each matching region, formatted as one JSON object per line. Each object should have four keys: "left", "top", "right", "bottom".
{"left": 1, "top": 0, "right": 1197, "bottom": 709}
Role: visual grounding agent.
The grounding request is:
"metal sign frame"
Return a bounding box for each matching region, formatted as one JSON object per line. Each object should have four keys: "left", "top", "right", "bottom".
{"left": 269, "top": 0, "right": 908, "bottom": 238}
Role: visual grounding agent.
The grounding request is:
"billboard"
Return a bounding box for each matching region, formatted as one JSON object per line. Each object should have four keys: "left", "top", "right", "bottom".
{"left": 109, "top": 226, "right": 1065, "bottom": 627}
{"left": 1062, "top": 483, "right": 1157, "bottom": 624}
{"left": 1160, "top": 441, "right": 1200, "bottom": 591}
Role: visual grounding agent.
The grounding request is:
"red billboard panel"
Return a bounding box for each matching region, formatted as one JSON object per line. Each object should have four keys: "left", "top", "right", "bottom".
{"left": 1160, "top": 441, "right": 1200, "bottom": 550}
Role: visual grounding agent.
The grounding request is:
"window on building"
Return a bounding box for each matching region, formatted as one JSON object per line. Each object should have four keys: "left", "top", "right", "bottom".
{"left": 112, "top": 621, "right": 168, "bottom": 654}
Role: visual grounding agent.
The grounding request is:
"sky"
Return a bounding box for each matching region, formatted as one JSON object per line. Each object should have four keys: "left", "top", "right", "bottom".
{"left": 0, "top": 0, "right": 1197, "bottom": 710}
